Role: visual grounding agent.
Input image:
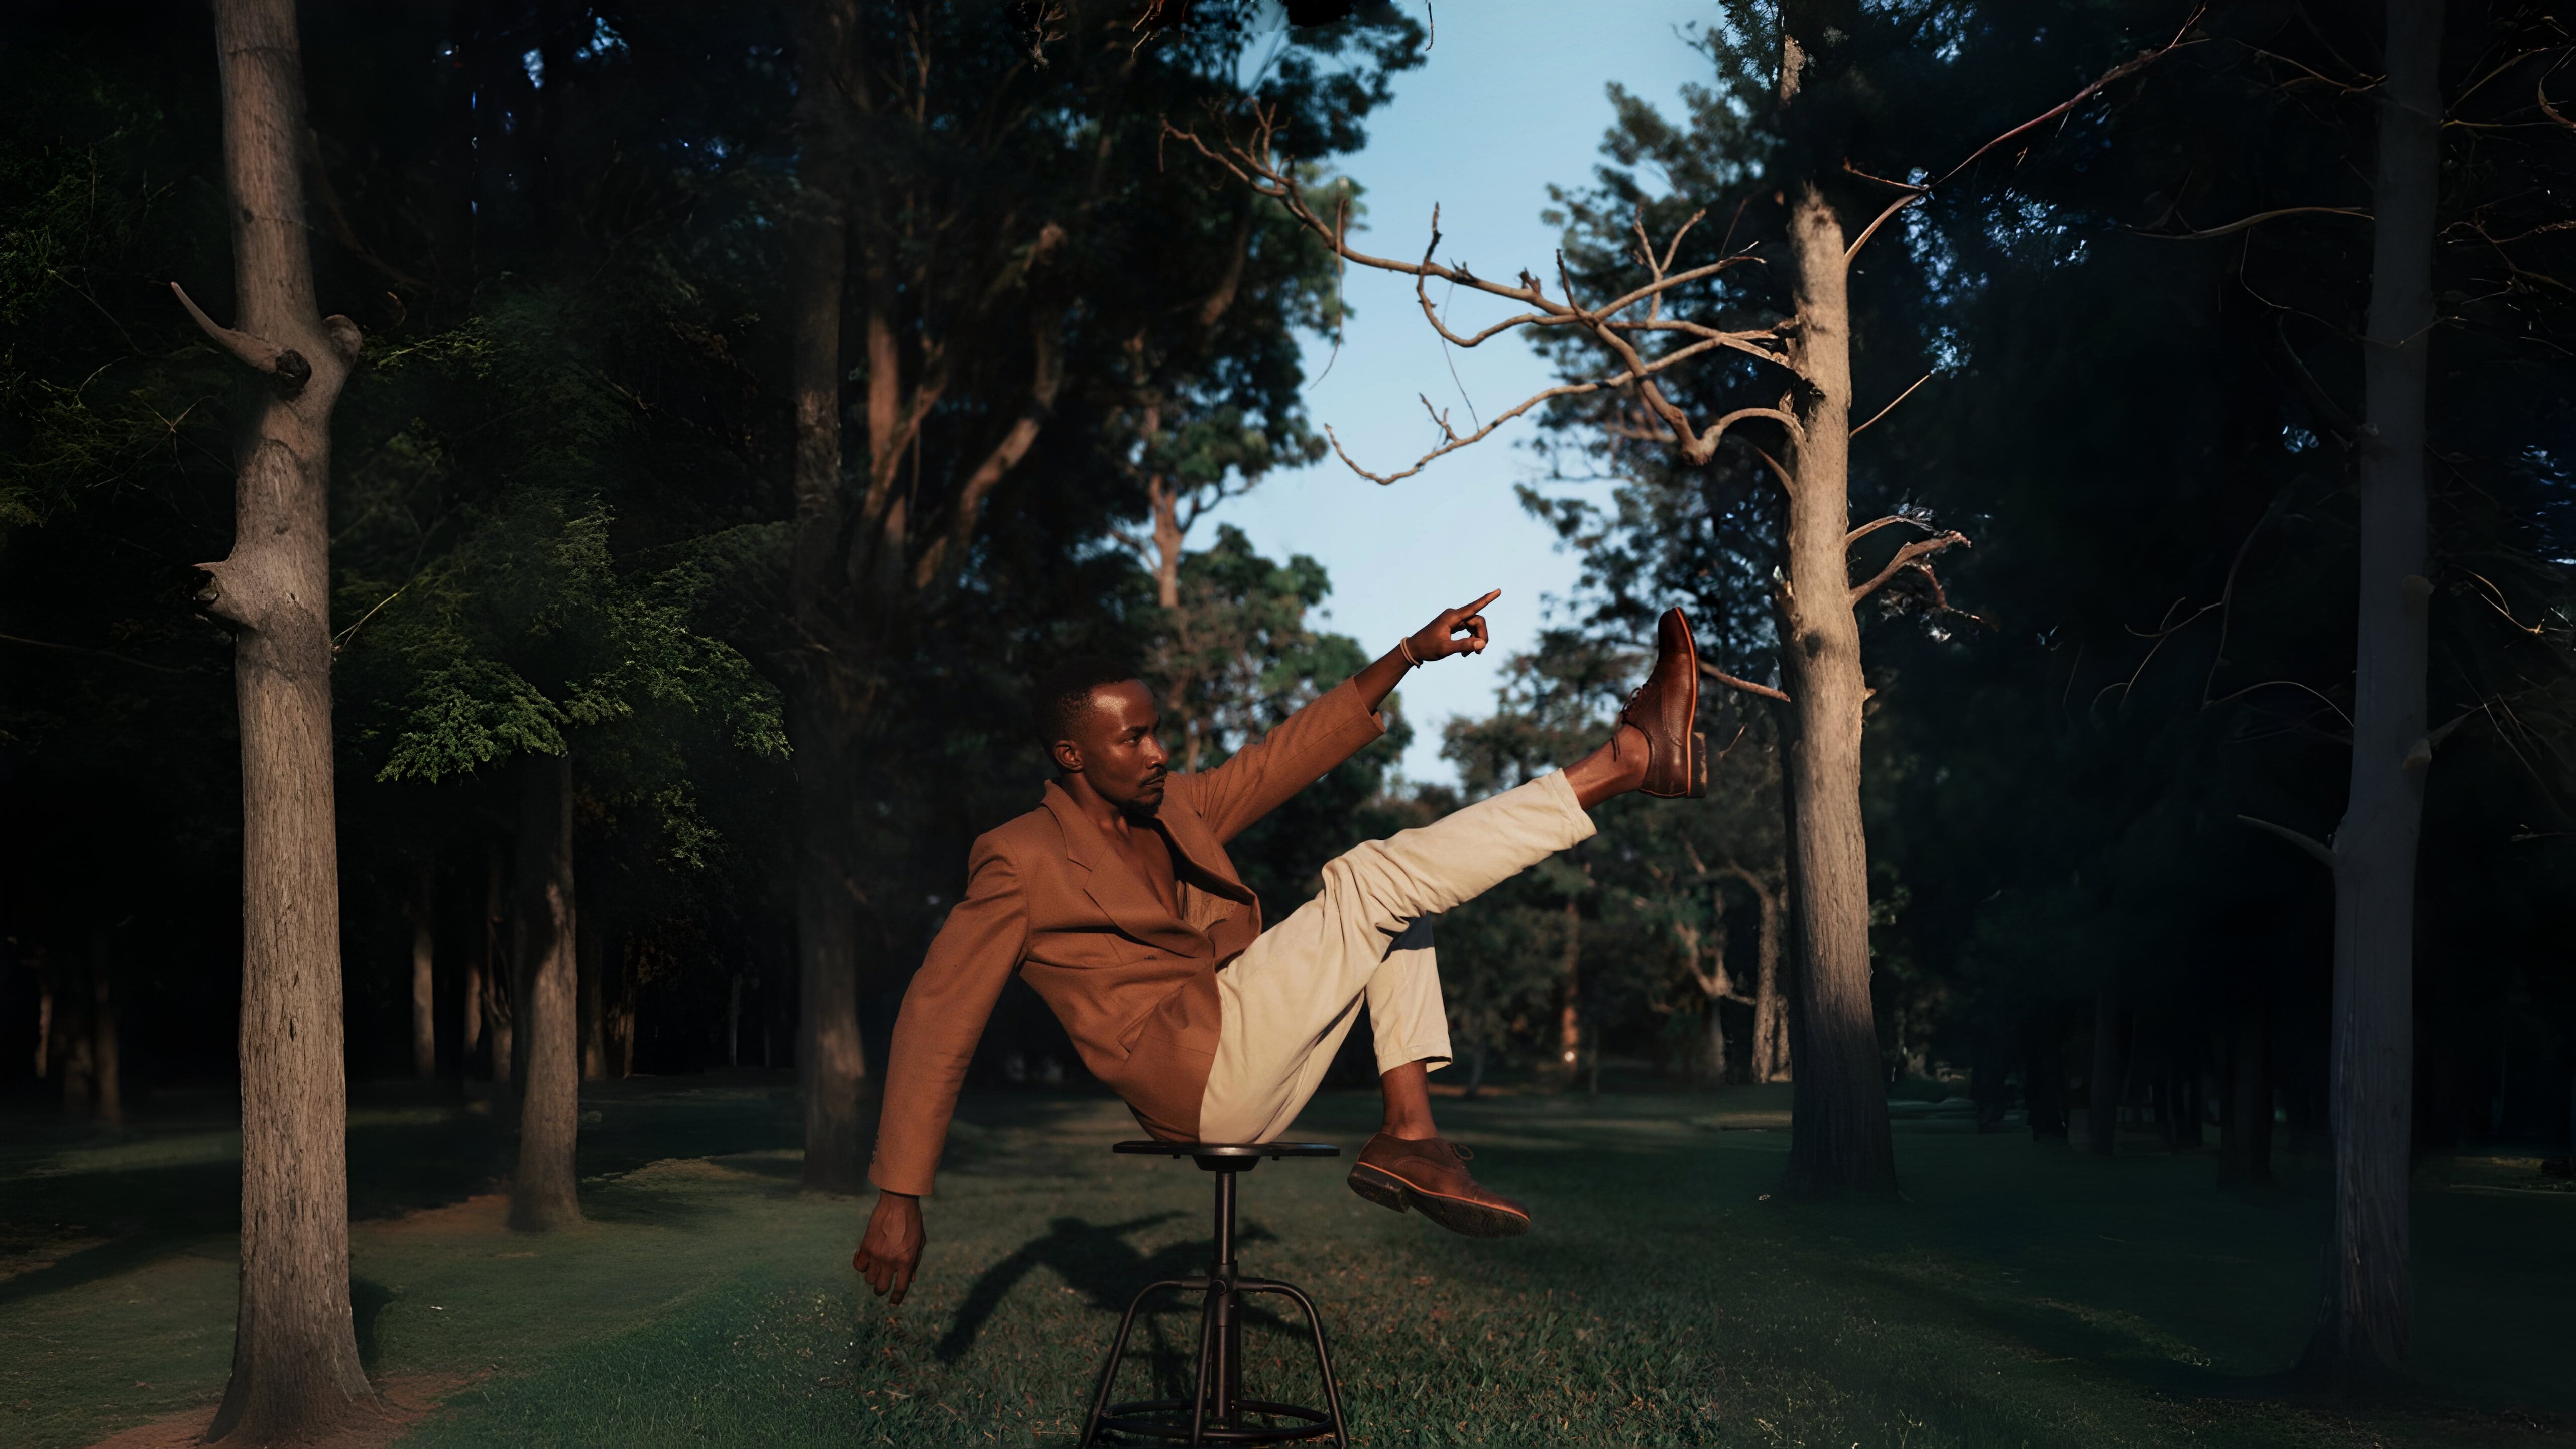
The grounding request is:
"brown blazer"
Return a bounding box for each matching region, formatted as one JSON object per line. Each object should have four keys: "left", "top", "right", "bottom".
{"left": 867, "top": 679, "right": 1388, "bottom": 1197}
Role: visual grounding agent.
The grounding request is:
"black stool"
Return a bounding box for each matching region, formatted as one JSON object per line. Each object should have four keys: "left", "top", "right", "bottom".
{"left": 1079, "top": 1141, "right": 1349, "bottom": 1447}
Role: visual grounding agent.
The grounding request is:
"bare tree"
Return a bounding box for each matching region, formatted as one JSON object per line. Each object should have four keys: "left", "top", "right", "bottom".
{"left": 1164, "top": 16, "right": 2192, "bottom": 1194}
{"left": 2307, "top": 0, "right": 2441, "bottom": 1380}
{"left": 175, "top": 0, "right": 372, "bottom": 1437}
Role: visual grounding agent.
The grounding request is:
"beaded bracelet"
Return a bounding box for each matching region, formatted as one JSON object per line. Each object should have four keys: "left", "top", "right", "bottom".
{"left": 1397, "top": 636, "right": 1423, "bottom": 667}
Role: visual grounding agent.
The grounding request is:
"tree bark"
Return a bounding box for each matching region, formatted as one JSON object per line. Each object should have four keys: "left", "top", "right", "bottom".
{"left": 1774, "top": 177, "right": 1896, "bottom": 1198}
{"left": 2088, "top": 986, "right": 2124, "bottom": 1155}
{"left": 1556, "top": 899, "right": 1583, "bottom": 1079}
{"left": 88, "top": 929, "right": 122, "bottom": 1127}
{"left": 2024, "top": 1009, "right": 2069, "bottom": 1142}
{"left": 484, "top": 847, "right": 513, "bottom": 1092}
{"left": 786, "top": 0, "right": 873, "bottom": 1197}
{"left": 194, "top": 0, "right": 373, "bottom": 1438}
{"left": 410, "top": 864, "right": 437, "bottom": 1080}
{"left": 2309, "top": 0, "right": 2441, "bottom": 1381}
{"left": 1727, "top": 863, "right": 1789, "bottom": 1083}
{"left": 509, "top": 753, "right": 582, "bottom": 1232}
{"left": 578, "top": 914, "right": 605, "bottom": 1082}
{"left": 727, "top": 973, "right": 744, "bottom": 1069}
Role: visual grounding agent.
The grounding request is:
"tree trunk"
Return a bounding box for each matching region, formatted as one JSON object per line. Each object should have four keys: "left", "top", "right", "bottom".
{"left": 32, "top": 950, "right": 54, "bottom": 1081}
{"left": 194, "top": 1, "right": 373, "bottom": 1437}
{"left": 1724, "top": 863, "right": 1789, "bottom": 1084}
{"left": 460, "top": 859, "right": 485, "bottom": 1079}
{"left": 1705, "top": 996, "right": 1729, "bottom": 1086}
{"left": 509, "top": 753, "right": 582, "bottom": 1232}
{"left": 1774, "top": 177, "right": 1896, "bottom": 1198}
{"left": 1556, "top": 899, "right": 1582, "bottom": 1079}
{"left": 728, "top": 973, "right": 744, "bottom": 1069}
{"left": 2309, "top": 0, "right": 2441, "bottom": 1380}
{"left": 2088, "top": 986, "right": 2124, "bottom": 1155}
{"left": 484, "top": 848, "right": 512, "bottom": 1092}
{"left": 578, "top": 916, "right": 605, "bottom": 1082}
{"left": 88, "top": 929, "right": 122, "bottom": 1128}
{"left": 615, "top": 936, "right": 637, "bottom": 1079}
{"left": 410, "top": 864, "right": 437, "bottom": 1080}
{"left": 2218, "top": 996, "right": 2273, "bottom": 1185}
{"left": 2024, "top": 1009, "right": 2069, "bottom": 1142}
{"left": 786, "top": 1, "right": 873, "bottom": 1197}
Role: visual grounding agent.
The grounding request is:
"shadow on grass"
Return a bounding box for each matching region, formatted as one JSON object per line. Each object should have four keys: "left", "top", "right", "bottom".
{"left": 936, "top": 1212, "right": 1291, "bottom": 1366}
{"left": 0, "top": 1229, "right": 203, "bottom": 1310}
{"left": 352, "top": 1277, "right": 395, "bottom": 1369}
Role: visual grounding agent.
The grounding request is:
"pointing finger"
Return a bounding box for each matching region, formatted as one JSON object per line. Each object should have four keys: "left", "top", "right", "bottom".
{"left": 1457, "top": 588, "right": 1501, "bottom": 618}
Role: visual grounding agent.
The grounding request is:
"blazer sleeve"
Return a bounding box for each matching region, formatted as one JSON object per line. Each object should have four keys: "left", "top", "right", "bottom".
{"left": 1177, "top": 677, "right": 1388, "bottom": 844}
{"left": 867, "top": 834, "right": 1027, "bottom": 1197}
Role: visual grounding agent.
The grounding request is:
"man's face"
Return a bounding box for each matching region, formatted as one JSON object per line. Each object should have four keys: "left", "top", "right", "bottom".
{"left": 1056, "top": 679, "right": 1169, "bottom": 815}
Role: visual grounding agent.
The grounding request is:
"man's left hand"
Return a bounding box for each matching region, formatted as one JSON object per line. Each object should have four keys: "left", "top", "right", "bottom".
{"left": 1406, "top": 589, "right": 1500, "bottom": 664}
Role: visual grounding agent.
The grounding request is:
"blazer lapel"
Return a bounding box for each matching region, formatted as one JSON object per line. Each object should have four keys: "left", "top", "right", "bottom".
{"left": 1158, "top": 804, "right": 1253, "bottom": 906}
{"left": 1040, "top": 782, "right": 1198, "bottom": 949}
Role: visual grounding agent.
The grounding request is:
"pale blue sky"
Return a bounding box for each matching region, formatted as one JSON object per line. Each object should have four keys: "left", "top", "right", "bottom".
{"left": 1204, "top": 2, "right": 1721, "bottom": 784}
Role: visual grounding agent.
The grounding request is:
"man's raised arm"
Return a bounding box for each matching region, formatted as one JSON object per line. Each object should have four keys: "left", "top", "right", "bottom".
{"left": 855, "top": 836, "right": 1027, "bottom": 1303}
{"left": 1184, "top": 589, "right": 1499, "bottom": 842}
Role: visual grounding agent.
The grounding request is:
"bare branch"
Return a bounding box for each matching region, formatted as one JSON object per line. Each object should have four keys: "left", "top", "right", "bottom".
{"left": 1849, "top": 530, "right": 1970, "bottom": 605}
{"left": 0, "top": 630, "right": 191, "bottom": 674}
{"left": 2541, "top": 53, "right": 2576, "bottom": 133}
{"left": 1846, "top": 513, "right": 1938, "bottom": 547}
{"left": 169, "top": 281, "right": 309, "bottom": 394}
{"left": 1698, "top": 658, "right": 1792, "bottom": 704}
{"left": 1841, "top": 9, "right": 2207, "bottom": 270}
{"left": 1928, "top": 8, "right": 2209, "bottom": 192}
{"left": 2133, "top": 206, "right": 2374, "bottom": 241}
{"left": 1849, "top": 372, "right": 1934, "bottom": 438}
{"left": 1844, "top": 194, "right": 1920, "bottom": 263}
{"left": 2237, "top": 814, "right": 2334, "bottom": 868}
{"left": 1161, "top": 108, "right": 1796, "bottom": 479}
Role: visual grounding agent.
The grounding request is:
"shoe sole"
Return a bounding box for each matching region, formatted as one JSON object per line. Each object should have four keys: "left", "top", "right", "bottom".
{"left": 1347, "top": 1163, "right": 1532, "bottom": 1238}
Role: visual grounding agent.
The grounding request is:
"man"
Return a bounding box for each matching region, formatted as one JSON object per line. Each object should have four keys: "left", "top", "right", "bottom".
{"left": 854, "top": 593, "right": 1706, "bottom": 1304}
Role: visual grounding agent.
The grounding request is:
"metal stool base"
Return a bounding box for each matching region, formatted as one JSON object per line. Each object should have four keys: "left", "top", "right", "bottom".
{"left": 1080, "top": 1146, "right": 1348, "bottom": 1448}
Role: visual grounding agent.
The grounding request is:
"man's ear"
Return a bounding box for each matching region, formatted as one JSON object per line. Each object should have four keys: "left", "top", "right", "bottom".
{"left": 1050, "top": 739, "right": 1083, "bottom": 774}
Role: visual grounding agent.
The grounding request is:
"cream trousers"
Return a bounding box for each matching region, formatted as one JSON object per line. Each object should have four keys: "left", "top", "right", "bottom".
{"left": 1198, "top": 771, "right": 1596, "bottom": 1143}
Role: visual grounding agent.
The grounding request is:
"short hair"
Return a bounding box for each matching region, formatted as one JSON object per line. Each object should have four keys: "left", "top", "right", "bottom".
{"left": 1031, "top": 655, "right": 1145, "bottom": 755}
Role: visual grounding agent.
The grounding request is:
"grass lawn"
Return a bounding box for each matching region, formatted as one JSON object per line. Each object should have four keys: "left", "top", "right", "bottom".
{"left": 4, "top": 1075, "right": 2571, "bottom": 1447}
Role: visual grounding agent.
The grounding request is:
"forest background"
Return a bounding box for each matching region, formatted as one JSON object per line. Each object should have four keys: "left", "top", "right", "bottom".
{"left": 3, "top": 0, "right": 2573, "bottom": 1432}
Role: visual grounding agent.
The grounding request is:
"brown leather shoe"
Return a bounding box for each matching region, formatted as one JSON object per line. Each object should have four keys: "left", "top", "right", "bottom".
{"left": 1347, "top": 1132, "right": 1531, "bottom": 1238}
{"left": 1619, "top": 607, "right": 1706, "bottom": 798}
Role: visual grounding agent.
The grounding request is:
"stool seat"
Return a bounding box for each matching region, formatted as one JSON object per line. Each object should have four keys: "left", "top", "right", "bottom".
{"left": 1082, "top": 1141, "right": 1349, "bottom": 1446}
{"left": 1113, "top": 1140, "right": 1339, "bottom": 1170}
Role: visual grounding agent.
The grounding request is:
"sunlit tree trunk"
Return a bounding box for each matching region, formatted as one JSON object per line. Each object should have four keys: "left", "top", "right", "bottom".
{"left": 1773, "top": 172, "right": 1896, "bottom": 1196}
{"left": 1766, "top": 0, "right": 1898, "bottom": 1197}
{"left": 2309, "top": 0, "right": 2441, "bottom": 1380}
{"left": 509, "top": 753, "right": 582, "bottom": 1232}
{"left": 190, "top": 0, "right": 372, "bottom": 1437}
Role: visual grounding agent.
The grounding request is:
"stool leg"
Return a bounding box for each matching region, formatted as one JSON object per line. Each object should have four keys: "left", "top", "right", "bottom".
{"left": 1079, "top": 1278, "right": 1196, "bottom": 1449}
{"left": 1241, "top": 1280, "right": 1350, "bottom": 1449}
{"left": 1186, "top": 1274, "right": 1222, "bottom": 1445}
